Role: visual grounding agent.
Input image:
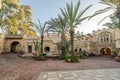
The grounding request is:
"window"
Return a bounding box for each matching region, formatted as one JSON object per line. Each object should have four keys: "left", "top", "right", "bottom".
{"left": 99, "top": 32, "right": 112, "bottom": 43}
{"left": 44, "top": 47, "right": 50, "bottom": 52}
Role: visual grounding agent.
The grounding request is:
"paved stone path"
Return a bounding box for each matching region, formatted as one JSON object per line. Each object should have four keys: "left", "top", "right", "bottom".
{"left": 37, "top": 68, "right": 120, "bottom": 80}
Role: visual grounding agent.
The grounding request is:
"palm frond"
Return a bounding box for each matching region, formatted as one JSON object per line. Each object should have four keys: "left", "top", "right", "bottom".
{"left": 89, "top": 0, "right": 118, "bottom": 20}
{"left": 114, "top": 22, "right": 120, "bottom": 29}
{"left": 47, "top": 15, "right": 69, "bottom": 35}
{"left": 101, "top": 0, "right": 119, "bottom": 6}
{"left": 75, "top": 16, "right": 90, "bottom": 25}
{"left": 60, "top": 8, "right": 68, "bottom": 21}
{"left": 89, "top": 7, "right": 115, "bottom": 20}
{"left": 78, "top": 5, "right": 92, "bottom": 20}
{"left": 103, "top": 22, "right": 114, "bottom": 28}
{"left": 99, "top": 1, "right": 116, "bottom": 7}
{"left": 73, "top": 0, "right": 80, "bottom": 21}
{"left": 98, "top": 14, "right": 112, "bottom": 25}
{"left": 30, "top": 19, "right": 49, "bottom": 35}
{"left": 66, "top": 2, "right": 73, "bottom": 22}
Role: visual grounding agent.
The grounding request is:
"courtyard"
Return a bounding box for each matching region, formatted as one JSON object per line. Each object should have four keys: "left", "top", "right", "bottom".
{"left": 1, "top": 0, "right": 120, "bottom": 80}
{"left": 0, "top": 53, "right": 120, "bottom": 80}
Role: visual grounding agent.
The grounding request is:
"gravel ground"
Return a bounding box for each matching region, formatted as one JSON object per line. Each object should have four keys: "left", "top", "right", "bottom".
{"left": 0, "top": 53, "right": 120, "bottom": 80}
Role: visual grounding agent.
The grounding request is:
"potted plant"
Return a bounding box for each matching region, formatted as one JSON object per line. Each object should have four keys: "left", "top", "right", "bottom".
{"left": 112, "top": 49, "right": 118, "bottom": 56}
{"left": 112, "top": 49, "right": 119, "bottom": 60}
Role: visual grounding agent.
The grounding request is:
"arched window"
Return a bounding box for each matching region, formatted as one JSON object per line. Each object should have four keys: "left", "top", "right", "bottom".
{"left": 44, "top": 47, "right": 50, "bottom": 52}
{"left": 98, "top": 32, "right": 112, "bottom": 43}
{"left": 107, "top": 37, "right": 109, "bottom": 42}
{"left": 75, "top": 49, "right": 77, "bottom": 52}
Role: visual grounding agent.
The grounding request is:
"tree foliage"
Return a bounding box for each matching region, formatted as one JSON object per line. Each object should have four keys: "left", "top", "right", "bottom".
{"left": 103, "top": 16, "right": 120, "bottom": 29}
{"left": 31, "top": 19, "right": 49, "bottom": 54}
{"left": 60, "top": 0, "right": 92, "bottom": 56}
{"left": 47, "top": 15, "right": 69, "bottom": 56}
{"left": 0, "top": 0, "right": 35, "bottom": 36}
{"left": 89, "top": 0, "right": 120, "bottom": 25}
{"left": 56, "top": 38, "right": 70, "bottom": 60}
{"left": 47, "top": 15, "right": 69, "bottom": 37}
{"left": 101, "top": 0, "right": 120, "bottom": 6}
{"left": 33, "top": 40, "right": 41, "bottom": 56}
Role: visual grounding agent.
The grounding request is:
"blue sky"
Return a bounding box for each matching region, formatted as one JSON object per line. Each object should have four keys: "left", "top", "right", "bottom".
{"left": 20, "top": 0, "right": 112, "bottom": 34}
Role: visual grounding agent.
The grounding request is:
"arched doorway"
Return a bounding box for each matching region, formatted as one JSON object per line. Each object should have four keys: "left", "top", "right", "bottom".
{"left": 11, "top": 41, "right": 21, "bottom": 52}
{"left": 100, "top": 48, "right": 111, "bottom": 55}
{"left": 44, "top": 47, "right": 50, "bottom": 52}
{"left": 75, "top": 49, "right": 77, "bottom": 53}
{"left": 28, "top": 45, "right": 32, "bottom": 53}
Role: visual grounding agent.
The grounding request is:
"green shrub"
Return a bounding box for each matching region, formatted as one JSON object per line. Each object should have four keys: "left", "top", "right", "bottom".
{"left": 117, "top": 59, "right": 120, "bottom": 62}
{"left": 56, "top": 39, "right": 70, "bottom": 60}
{"left": 65, "top": 53, "right": 79, "bottom": 63}
{"left": 65, "top": 56, "right": 79, "bottom": 63}
{"left": 79, "top": 51, "right": 86, "bottom": 59}
{"left": 33, "top": 40, "right": 41, "bottom": 56}
{"left": 59, "top": 54, "right": 66, "bottom": 60}
{"left": 112, "top": 49, "right": 119, "bottom": 56}
{"left": 34, "top": 53, "right": 46, "bottom": 61}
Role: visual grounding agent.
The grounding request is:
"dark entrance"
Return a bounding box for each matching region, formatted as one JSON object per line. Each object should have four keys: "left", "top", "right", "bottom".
{"left": 28, "top": 45, "right": 32, "bottom": 53}
{"left": 44, "top": 47, "right": 50, "bottom": 52}
{"left": 11, "top": 42, "right": 21, "bottom": 52}
{"left": 75, "top": 49, "right": 77, "bottom": 53}
{"left": 100, "top": 48, "right": 111, "bottom": 55}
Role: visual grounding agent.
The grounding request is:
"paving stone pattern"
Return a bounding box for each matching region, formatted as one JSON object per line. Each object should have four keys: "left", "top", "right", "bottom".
{"left": 37, "top": 68, "right": 120, "bottom": 80}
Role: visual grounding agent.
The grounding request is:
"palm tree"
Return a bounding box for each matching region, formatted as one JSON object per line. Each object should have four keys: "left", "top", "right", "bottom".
{"left": 47, "top": 15, "right": 69, "bottom": 55}
{"left": 48, "top": 15, "right": 69, "bottom": 40}
{"left": 31, "top": 19, "right": 49, "bottom": 54}
{"left": 89, "top": 0, "right": 120, "bottom": 24}
{"left": 103, "top": 16, "right": 120, "bottom": 29}
{"left": 60, "top": 0, "right": 92, "bottom": 56}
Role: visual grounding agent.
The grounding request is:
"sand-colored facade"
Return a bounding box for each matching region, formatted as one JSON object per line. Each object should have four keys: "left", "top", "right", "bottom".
{"left": 75, "top": 28, "right": 120, "bottom": 55}
{"left": 0, "top": 28, "right": 120, "bottom": 55}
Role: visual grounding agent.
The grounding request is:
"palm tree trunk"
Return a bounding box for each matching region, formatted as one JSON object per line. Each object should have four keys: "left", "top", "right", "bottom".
{"left": 61, "top": 32, "right": 66, "bottom": 55}
{"left": 119, "top": 0, "right": 120, "bottom": 24}
{"left": 70, "top": 26, "right": 74, "bottom": 56}
{"left": 41, "top": 35, "right": 44, "bottom": 54}
{"left": 119, "top": 18, "right": 120, "bottom": 24}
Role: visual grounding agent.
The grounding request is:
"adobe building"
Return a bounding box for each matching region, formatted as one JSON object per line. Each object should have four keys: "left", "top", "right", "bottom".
{"left": 0, "top": 34, "right": 62, "bottom": 56}
{"left": 74, "top": 28, "right": 120, "bottom": 55}
{"left": 0, "top": 28, "right": 120, "bottom": 56}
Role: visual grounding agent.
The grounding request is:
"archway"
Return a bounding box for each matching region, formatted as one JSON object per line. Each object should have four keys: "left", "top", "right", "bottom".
{"left": 100, "top": 48, "right": 111, "bottom": 55}
{"left": 11, "top": 41, "right": 21, "bottom": 52}
{"left": 75, "top": 49, "right": 77, "bottom": 53}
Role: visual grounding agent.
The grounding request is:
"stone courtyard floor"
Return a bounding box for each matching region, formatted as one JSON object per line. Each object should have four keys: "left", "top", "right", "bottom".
{"left": 37, "top": 68, "right": 120, "bottom": 80}
{"left": 0, "top": 53, "right": 120, "bottom": 80}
